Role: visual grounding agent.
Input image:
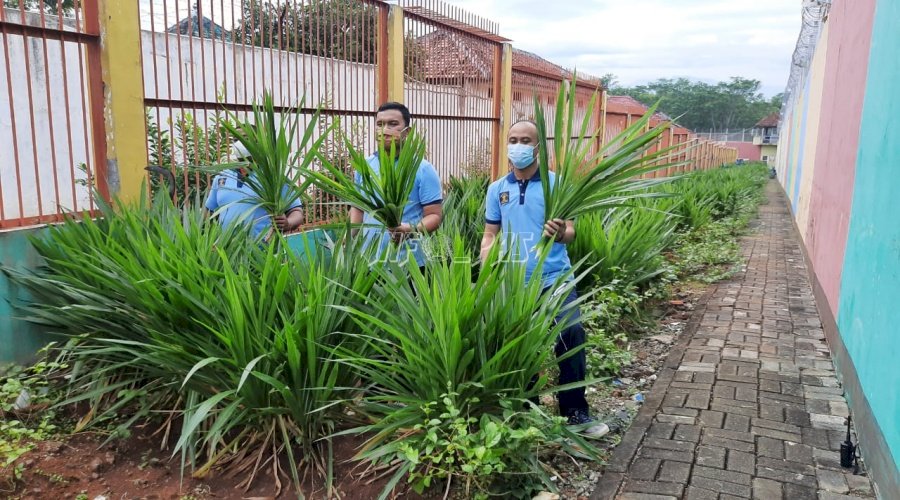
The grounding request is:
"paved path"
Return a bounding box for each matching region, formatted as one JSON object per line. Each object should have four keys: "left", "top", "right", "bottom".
{"left": 592, "top": 183, "right": 878, "bottom": 500}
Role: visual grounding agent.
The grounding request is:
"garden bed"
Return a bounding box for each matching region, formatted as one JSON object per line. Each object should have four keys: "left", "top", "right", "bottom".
{"left": 4, "top": 432, "right": 393, "bottom": 499}
{"left": 1, "top": 286, "right": 706, "bottom": 500}
{"left": 1, "top": 164, "right": 769, "bottom": 500}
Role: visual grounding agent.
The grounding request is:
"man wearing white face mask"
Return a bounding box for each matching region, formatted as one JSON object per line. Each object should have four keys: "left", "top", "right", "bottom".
{"left": 349, "top": 102, "right": 443, "bottom": 269}
{"left": 479, "top": 119, "right": 608, "bottom": 439}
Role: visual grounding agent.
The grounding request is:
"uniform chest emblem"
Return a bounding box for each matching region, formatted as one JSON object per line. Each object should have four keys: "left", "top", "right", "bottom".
{"left": 499, "top": 191, "right": 509, "bottom": 205}
{"left": 218, "top": 177, "right": 227, "bottom": 187}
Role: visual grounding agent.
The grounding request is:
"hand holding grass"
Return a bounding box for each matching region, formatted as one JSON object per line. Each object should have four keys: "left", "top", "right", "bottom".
{"left": 272, "top": 213, "right": 295, "bottom": 232}
{"left": 531, "top": 75, "right": 687, "bottom": 255}
{"left": 543, "top": 218, "right": 567, "bottom": 243}
{"left": 389, "top": 222, "right": 414, "bottom": 244}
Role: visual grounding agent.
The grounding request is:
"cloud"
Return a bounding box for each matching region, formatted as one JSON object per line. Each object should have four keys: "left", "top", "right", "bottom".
{"left": 451, "top": 0, "right": 800, "bottom": 96}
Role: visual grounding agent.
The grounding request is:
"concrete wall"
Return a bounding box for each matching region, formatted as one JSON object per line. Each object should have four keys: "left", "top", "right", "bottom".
{"left": 724, "top": 142, "right": 760, "bottom": 161}
{"left": 759, "top": 145, "right": 777, "bottom": 164}
{"left": 775, "top": 0, "right": 898, "bottom": 493}
{"left": 807, "top": 0, "right": 876, "bottom": 315}
{"left": 793, "top": 20, "right": 830, "bottom": 238}
{"left": 836, "top": 0, "right": 900, "bottom": 486}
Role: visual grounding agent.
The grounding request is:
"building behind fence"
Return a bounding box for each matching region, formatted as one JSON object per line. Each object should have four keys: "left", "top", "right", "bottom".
{"left": 0, "top": 0, "right": 737, "bottom": 363}
{"left": 1, "top": 0, "right": 736, "bottom": 231}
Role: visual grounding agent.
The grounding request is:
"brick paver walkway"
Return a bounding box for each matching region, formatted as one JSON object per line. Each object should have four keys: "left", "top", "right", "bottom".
{"left": 592, "top": 183, "right": 878, "bottom": 500}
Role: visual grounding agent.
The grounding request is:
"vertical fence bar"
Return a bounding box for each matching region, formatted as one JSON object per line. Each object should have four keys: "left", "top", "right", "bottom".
{"left": 377, "top": 3, "right": 389, "bottom": 104}
{"left": 598, "top": 89, "right": 608, "bottom": 153}
{"left": 98, "top": 0, "right": 146, "bottom": 203}
{"left": 386, "top": 4, "right": 404, "bottom": 103}
{"left": 490, "top": 43, "right": 502, "bottom": 180}
{"left": 590, "top": 87, "right": 602, "bottom": 156}
{"left": 665, "top": 127, "right": 675, "bottom": 176}
{"left": 493, "top": 42, "right": 512, "bottom": 181}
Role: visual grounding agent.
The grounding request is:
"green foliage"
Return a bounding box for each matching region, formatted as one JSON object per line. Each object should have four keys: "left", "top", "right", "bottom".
{"left": 306, "top": 127, "right": 427, "bottom": 229}
{"left": 672, "top": 219, "right": 744, "bottom": 283}
{"left": 219, "top": 91, "right": 327, "bottom": 220}
{"left": 0, "top": 358, "right": 65, "bottom": 466}
{"left": 237, "top": 0, "right": 378, "bottom": 60}
{"left": 571, "top": 164, "right": 768, "bottom": 378}
{"left": 579, "top": 279, "right": 662, "bottom": 378}
{"left": 335, "top": 239, "right": 599, "bottom": 498}
{"left": 655, "top": 163, "right": 768, "bottom": 231}
{"left": 431, "top": 174, "right": 489, "bottom": 264}
{"left": 2, "top": 0, "right": 74, "bottom": 15}
{"left": 235, "top": 0, "right": 427, "bottom": 77}
{"left": 586, "top": 330, "right": 632, "bottom": 378}
{"left": 311, "top": 103, "right": 367, "bottom": 223}
{"left": 4, "top": 191, "right": 382, "bottom": 495}
{"left": 667, "top": 163, "right": 769, "bottom": 282}
{"left": 396, "top": 389, "right": 573, "bottom": 499}
{"left": 145, "top": 108, "right": 234, "bottom": 204}
{"left": 583, "top": 281, "right": 652, "bottom": 334}
{"left": 534, "top": 77, "right": 681, "bottom": 249}
{"left": 569, "top": 205, "right": 678, "bottom": 289}
{"left": 2, "top": 138, "right": 769, "bottom": 500}
{"left": 610, "top": 76, "right": 782, "bottom": 131}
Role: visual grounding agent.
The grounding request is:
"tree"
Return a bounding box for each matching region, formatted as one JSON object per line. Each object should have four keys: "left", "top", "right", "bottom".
{"left": 609, "top": 75, "right": 781, "bottom": 131}
{"left": 3, "top": 0, "right": 75, "bottom": 16}
{"left": 600, "top": 73, "right": 619, "bottom": 89}
{"left": 235, "top": 0, "right": 426, "bottom": 77}
{"left": 236, "top": 0, "right": 378, "bottom": 62}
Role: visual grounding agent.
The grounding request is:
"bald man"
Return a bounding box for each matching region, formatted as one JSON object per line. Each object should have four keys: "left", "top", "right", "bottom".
{"left": 480, "top": 119, "right": 608, "bottom": 439}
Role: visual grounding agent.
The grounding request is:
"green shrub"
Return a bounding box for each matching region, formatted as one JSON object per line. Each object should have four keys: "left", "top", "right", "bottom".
{"left": 395, "top": 387, "right": 573, "bottom": 499}
{"left": 430, "top": 173, "right": 489, "bottom": 264}
{"left": 569, "top": 205, "right": 678, "bottom": 289}
{"left": 335, "top": 239, "right": 599, "bottom": 498}
{"left": 5, "top": 193, "right": 381, "bottom": 495}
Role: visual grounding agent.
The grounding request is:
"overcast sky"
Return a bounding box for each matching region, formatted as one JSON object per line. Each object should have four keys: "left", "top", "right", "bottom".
{"left": 450, "top": 0, "right": 801, "bottom": 97}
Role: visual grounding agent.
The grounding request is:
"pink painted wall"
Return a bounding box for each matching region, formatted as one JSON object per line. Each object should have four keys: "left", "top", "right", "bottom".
{"left": 725, "top": 142, "right": 760, "bottom": 161}
{"left": 806, "top": 0, "right": 876, "bottom": 316}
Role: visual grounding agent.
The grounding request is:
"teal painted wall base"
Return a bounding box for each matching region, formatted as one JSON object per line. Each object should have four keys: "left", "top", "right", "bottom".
{"left": 837, "top": 0, "right": 900, "bottom": 483}
{"left": 0, "top": 227, "right": 337, "bottom": 366}
{"left": 0, "top": 226, "right": 55, "bottom": 365}
{"left": 784, "top": 185, "right": 899, "bottom": 498}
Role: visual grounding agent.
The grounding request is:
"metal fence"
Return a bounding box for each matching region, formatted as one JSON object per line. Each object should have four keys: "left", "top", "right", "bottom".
{"left": 0, "top": 0, "right": 737, "bottom": 230}
{"left": 510, "top": 60, "right": 602, "bottom": 161}
{"left": 139, "top": 0, "right": 386, "bottom": 225}
{"left": 0, "top": 1, "right": 105, "bottom": 228}
{"left": 401, "top": 0, "right": 503, "bottom": 181}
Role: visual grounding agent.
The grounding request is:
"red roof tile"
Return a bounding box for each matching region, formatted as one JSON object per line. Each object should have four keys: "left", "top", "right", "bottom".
{"left": 607, "top": 95, "right": 648, "bottom": 115}
{"left": 755, "top": 112, "right": 780, "bottom": 128}
{"left": 419, "top": 31, "right": 494, "bottom": 80}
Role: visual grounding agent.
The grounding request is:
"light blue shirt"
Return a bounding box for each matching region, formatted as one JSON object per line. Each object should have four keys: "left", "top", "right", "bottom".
{"left": 485, "top": 171, "right": 572, "bottom": 287}
{"left": 205, "top": 170, "right": 302, "bottom": 238}
{"left": 356, "top": 154, "right": 443, "bottom": 266}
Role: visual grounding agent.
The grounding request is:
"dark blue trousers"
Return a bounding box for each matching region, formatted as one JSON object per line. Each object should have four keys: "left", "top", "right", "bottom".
{"left": 545, "top": 286, "right": 589, "bottom": 416}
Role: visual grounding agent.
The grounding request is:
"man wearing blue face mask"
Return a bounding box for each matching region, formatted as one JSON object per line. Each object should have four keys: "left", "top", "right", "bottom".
{"left": 479, "top": 119, "right": 608, "bottom": 439}
{"left": 349, "top": 102, "right": 443, "bottom": 270}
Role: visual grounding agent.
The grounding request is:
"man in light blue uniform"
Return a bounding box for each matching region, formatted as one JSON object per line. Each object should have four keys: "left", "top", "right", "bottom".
{"left": 350, "top": 102, "right": 443, "bottom": 268}
{"left": 480, "top": 119, "right": 608, "bottom": 439}
{"left": 205, "top": 143, "right": 304, "bottom": 238}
